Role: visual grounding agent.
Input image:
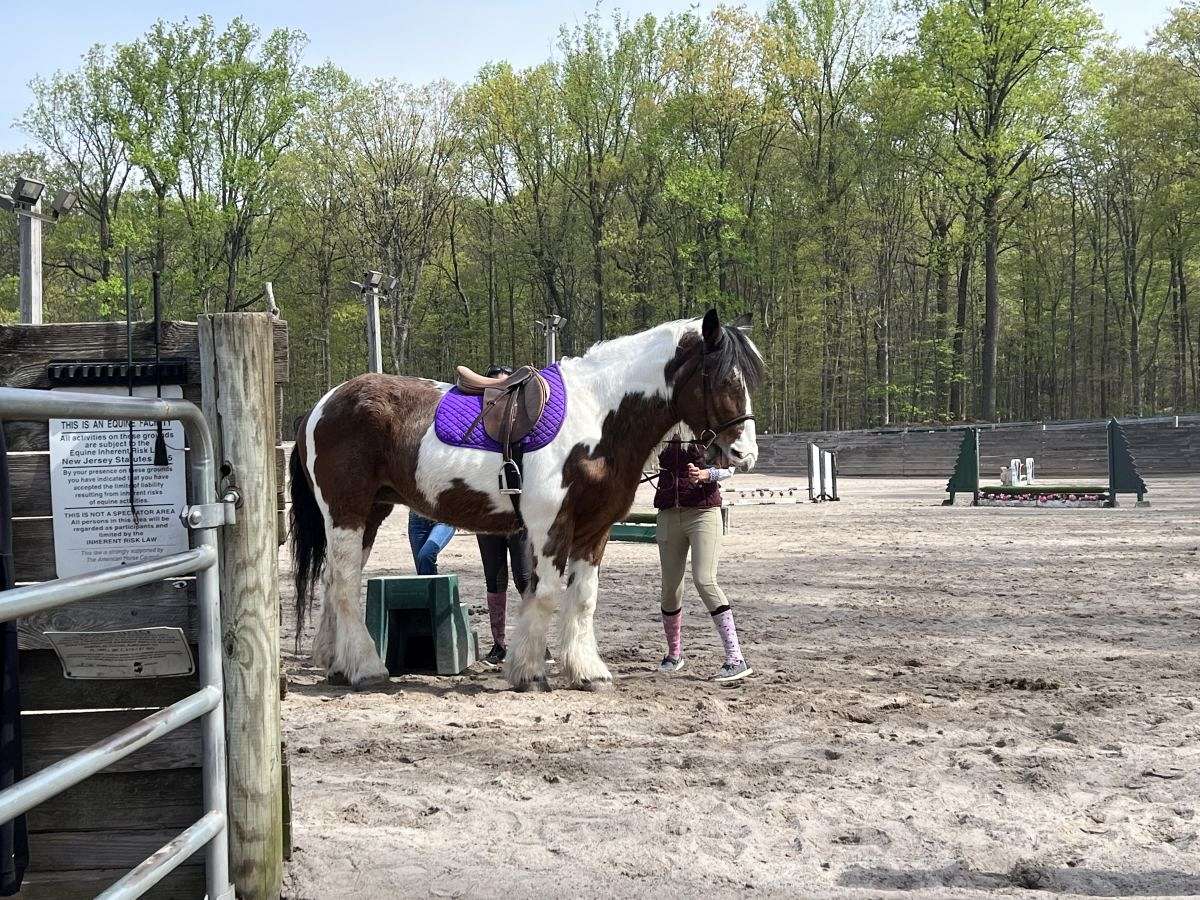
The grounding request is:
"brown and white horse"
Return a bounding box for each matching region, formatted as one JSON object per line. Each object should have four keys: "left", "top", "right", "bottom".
{"left": 289, "top": 309, "right": 764, "bottom": 691}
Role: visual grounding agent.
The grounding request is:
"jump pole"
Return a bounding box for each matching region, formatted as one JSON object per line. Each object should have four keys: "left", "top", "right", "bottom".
{"left": 199, "top": 313, "right": 283, "bottom": 899}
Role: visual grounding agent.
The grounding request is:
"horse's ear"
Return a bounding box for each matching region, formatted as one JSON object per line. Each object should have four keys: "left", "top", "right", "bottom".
{"left": 702, "top": 309, "right": 723, "bottom": 348}
{"left": 731, "top": 312, "right": 752, "bottom": 332}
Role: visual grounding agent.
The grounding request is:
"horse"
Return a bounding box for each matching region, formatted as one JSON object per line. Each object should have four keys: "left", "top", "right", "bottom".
{"left": 288, "top": 308, "right": 764, "bottom": 691}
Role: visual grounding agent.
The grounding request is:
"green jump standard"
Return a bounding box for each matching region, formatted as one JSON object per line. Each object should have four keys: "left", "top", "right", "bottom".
{"left": 944, "top": 418, "right": 1148, "bottom": 507}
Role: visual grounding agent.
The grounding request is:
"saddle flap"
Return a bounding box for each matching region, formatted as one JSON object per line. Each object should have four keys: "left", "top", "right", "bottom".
{"left": 481, "top": 372, "right": 549, "bottom": 445}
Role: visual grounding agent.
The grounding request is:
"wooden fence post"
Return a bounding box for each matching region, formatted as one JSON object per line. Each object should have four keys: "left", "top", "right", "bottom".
{"left": 199, "top": 313, "right": 282, "bottom": 899}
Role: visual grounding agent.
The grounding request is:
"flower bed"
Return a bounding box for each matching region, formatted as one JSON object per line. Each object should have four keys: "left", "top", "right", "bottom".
{"left": 978, "top": 488, "right": 1108, "bottom": 508}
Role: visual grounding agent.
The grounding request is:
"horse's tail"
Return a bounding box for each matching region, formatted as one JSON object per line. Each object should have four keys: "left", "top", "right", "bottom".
{"left": 289, "top": 431, "right": 325, "bottom": 654}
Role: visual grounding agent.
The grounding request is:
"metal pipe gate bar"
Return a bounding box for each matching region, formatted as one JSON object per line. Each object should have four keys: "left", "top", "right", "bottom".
{"left": 0, "top": 386, "right": 233, "bottom": 900}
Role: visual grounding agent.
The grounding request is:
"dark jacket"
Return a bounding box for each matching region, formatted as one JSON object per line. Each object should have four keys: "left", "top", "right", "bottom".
{"left": 653, "top": 441, "right": 721, "bottom": 510}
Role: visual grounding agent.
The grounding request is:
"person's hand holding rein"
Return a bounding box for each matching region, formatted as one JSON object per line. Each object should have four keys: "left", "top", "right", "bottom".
{"left": 686, "top": 463, "right": 710, "bottom": 483}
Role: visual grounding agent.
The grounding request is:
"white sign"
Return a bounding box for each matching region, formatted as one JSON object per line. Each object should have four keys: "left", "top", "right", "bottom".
{"left": 44, "top": 627, "right": 195, "bottom": 679}
{"left": 49, "top": 385, "right": 189, "bottom": 577}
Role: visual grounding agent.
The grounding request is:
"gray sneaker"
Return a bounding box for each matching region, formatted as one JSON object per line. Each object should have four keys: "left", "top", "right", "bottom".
{"left": 481, "top": 644, "right": 506, "bottom": 668}
{"left": 713, "top": 659, "right": 752, "bottom": 683}
{"left": 658, "top": 655, "right": 685, "bottom": 674}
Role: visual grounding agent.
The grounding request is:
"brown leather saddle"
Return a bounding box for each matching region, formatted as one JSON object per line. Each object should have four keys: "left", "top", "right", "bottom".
{"left": 456, "top": 364, "right": 549, "bottom": 495}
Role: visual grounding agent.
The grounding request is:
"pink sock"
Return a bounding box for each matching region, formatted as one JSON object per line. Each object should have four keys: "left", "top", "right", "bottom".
{"left": 711, "top": 607, "right": 743, "bottom": 664}
{"left": 486, "top": 592, "right": 507, "bottom": 647}
{"left": 661, "top": 607, "right": 682, "bottom": 658}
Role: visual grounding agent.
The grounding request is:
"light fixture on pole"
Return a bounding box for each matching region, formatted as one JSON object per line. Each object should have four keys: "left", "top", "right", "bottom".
{"left": 350, "top": 270, "right": 386, "bottom": 375}
{"left": 50, "top": 189, "right": 78, "bottom": 219}
{"left": 3, "top": 175, "right": 77, "bottom": 324}
{"left": 12, "top": 176, "right": 45, "bottom": 207}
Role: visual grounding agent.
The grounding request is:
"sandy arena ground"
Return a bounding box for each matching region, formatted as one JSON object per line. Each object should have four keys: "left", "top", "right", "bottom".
{"left": 280, "top": 475, "right": 1200, "bottom": 899}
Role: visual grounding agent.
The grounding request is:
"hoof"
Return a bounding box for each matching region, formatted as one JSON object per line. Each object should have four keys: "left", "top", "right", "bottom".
{"left": 579, "top": 678, "right": 613, "bottom": 693}
{"left": 326, "top": 671, "right": 350, "bottom": 686}
{"left": 513, "top": 677, "right": 551, "bottom": 693}
{"left": 351, "top": 672, "right": 390, "bottom": 691}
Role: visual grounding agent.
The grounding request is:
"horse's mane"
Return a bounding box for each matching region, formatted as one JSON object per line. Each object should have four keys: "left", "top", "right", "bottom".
{"left": 661, "top": 320, "right": 765, "bottom": 393}
{"left": 579, "top": 317, "right": 765, "bottom": 392}
{"left": 706, "top": 322, "right": 765, "bottom": 391}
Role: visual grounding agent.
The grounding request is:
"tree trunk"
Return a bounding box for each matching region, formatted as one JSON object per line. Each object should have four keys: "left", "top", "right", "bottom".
{"left": 486, "top": 198, "right": 497, "bottom": 365}
{"left": 590, "top": 207, "right": 605, "bottom": 342}
{"left": 932, "top": 215, "right": 951, "bottom": 415}
{"left": 1171, "top": 246, "right": 1183, "bottom": 411}
{"left": 98, "top": 193, "right": 112, "bottom": 281}
{"left": 1100, "top": 277, "right": 1111, "bottom": 417}
{"left": 1182, "top": 251, "right": 1196, "bottom": 407}
{"left": 319, "top": 260, "right": 332, "bottom": 391}
{"left": 950, "top": 226, "right": 975, "bottom": 420}
{"left": 1129, "top": 308, "right": 1141, "bottom": 416}
{"left": 225, "top": 232, "right": 240, "bottom": 312}
{"left": 154, "top": 184, "right": 168, "bottom": 276}
{"left": 1068, "top": 185, "right": 1079, "bottom": 418}
{"left": 980, "top": 190, "right": 1001, "bottom": 420}
{"left": 508, "top": 279, "right": 516, "bottom": 366}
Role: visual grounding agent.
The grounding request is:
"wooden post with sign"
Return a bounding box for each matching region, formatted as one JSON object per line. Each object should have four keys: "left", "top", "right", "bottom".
{"left": 199, "top": 313, "right": 283, "bottom": 899}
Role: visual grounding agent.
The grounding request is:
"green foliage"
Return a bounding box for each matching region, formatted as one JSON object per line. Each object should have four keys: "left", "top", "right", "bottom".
{"left": 2, "top": 5, "right": 1199, "bottom": 430}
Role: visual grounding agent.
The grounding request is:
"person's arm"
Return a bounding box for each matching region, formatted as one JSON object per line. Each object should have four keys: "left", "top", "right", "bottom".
{"left": 706, "top": 466, "right": 733, "bottom": 482}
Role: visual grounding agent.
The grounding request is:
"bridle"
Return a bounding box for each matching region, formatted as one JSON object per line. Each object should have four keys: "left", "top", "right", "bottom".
{"left": 639, "top": 336, "right": 755, "bottom": 485}
{"left": 695, "top": 337, "right": 754, "bottom": 451}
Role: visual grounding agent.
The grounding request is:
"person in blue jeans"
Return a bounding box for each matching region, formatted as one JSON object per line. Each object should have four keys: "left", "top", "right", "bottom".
{"left": 408, "top": 511, "right": 455, "bottom": 575}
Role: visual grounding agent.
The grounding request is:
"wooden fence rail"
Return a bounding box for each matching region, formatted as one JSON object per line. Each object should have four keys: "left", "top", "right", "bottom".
{"left": 756, "top": 418, "right": 1200, "bottom": 478}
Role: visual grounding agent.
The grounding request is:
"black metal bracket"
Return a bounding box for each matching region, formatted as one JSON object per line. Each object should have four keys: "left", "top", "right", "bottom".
{"left": 46, "top": 358, "right": 189, "bottom": 388}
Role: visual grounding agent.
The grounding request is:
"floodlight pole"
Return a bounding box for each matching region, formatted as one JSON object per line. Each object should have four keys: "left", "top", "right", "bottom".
{"left": 18, "top": 201, "right": 43, "bottom": 324}
{"left": 364, "top": 287, "right": 382, "bottom": 374}
{"left": 351, "top": 273, "right": 385, "bottom": 375}
{"left": 536, "top": 314, "right": 565, "bottom": 366}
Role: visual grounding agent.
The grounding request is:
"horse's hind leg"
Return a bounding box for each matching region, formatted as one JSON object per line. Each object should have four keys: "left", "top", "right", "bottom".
{"left": 325, "top": 521, "right": 390, "bottom": 690}
{"left": 558, "top": 559, "right": 612, "bottom": 690}
{"left": 311, "top": 598, "right": 336, "bottom": 672}
{"left": 506, "top": 553, "right": 560, "bottom": 691}
{"left": 317, "top": 503, "right": 391, "bottom": 678}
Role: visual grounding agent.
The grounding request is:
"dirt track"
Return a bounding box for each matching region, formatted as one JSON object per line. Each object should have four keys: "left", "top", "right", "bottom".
{"left": 280, "top": 475, "right": 1200, "bottom": 899}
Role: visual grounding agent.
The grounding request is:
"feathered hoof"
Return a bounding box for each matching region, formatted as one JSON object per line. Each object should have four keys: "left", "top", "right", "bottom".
{"left": 326, "top": 670, "right": 350, "bottom": 686}
{"left": 513, "top": 676, "right": 551, "bottom": 693}
{"left": 579, "top": 677, "right": 613, "bottom": 692}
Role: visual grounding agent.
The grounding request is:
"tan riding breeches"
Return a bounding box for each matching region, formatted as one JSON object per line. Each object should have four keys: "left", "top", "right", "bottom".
{"left": 656, "top": 506, "right": 729, "bottom": 613}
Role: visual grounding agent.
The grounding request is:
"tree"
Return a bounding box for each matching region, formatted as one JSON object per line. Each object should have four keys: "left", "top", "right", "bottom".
{"left": 763, "top": 0, "right": 884, "bottom": 429}
{"left": 26, "top": 46, "right": 131, "bottom": 285}
{"left": 556, "top": 13, "right": 655, "bottom": 341}
{"left": 339, "top": 79, "right": 463, "bottom": 371}
{"left": 917, "top": 0, "right": 1098, "bottom": 419}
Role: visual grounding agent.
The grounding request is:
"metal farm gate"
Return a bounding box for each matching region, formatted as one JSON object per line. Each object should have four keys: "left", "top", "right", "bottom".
{"left": 0, "top": 315, "right": 289, "bottom": 899}
{"left": 0, "top": 388, "right": 233, "bottom": 899}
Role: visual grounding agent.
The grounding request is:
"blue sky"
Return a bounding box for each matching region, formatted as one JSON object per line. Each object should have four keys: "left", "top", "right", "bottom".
{"left": 0, "top": 0, "right": 1177, "bottom": 152}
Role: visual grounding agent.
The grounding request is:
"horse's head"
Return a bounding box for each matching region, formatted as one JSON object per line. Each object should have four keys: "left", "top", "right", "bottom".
{"left": 667, "top": 309, "right": 764, "bottom": 470}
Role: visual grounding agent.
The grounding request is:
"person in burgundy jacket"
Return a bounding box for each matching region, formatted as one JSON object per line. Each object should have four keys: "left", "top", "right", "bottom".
{"left": 653, "top": 432, "right": 751, "bottom": 683}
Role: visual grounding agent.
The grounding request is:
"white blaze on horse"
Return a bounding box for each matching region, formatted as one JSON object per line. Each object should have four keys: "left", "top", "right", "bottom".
{"left": 289, "top": 309, "right": 763, "bottom": 691}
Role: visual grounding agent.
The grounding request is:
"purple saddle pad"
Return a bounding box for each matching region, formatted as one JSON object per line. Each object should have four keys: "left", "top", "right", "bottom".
{"left": 434, "top": 364, "right": 567, "bottom": 453}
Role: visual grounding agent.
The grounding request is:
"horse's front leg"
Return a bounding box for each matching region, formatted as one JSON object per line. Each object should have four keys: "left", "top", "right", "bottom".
{"left": 505, "top": 552, "right": 560, "bottom": 691}
{"left": 558, "top": 558, "right": 611, "bottom": 691}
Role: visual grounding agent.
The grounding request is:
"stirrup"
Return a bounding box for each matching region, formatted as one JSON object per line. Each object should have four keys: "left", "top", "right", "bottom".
{"left": 499, "top": 459, "right": 522, "bottom": 495}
